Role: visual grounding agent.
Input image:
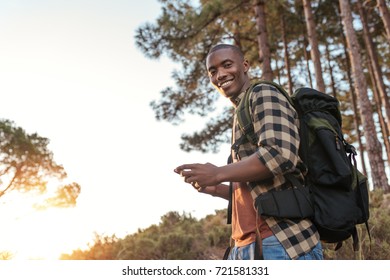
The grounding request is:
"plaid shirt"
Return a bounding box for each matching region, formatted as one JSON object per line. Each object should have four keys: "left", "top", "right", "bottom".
{"left": 232, "top": 83, "right": 320, "bottom": 259}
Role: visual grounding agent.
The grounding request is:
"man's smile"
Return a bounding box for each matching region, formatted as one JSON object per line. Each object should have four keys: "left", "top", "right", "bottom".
{"left": 219, "top": 80, "right": 234, "bottom": 89}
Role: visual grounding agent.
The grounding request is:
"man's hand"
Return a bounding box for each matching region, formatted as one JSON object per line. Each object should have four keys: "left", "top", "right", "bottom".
{"left": 174, "top": 162, "right": 221, "bottom": 188}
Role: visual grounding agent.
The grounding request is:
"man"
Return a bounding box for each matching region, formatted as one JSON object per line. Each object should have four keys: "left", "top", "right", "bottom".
{"left": 174, "top": 44, "right": 323, "bottom": 260}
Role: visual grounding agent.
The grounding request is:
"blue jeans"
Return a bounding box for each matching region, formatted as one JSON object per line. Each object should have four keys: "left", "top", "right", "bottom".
{"left": 227, "top": 235, "right": 323, "bottom": 260}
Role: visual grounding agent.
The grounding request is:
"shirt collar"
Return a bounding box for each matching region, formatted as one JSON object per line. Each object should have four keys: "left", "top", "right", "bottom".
{"left": 230, "top": 89, "right": 248, "bottom": 107}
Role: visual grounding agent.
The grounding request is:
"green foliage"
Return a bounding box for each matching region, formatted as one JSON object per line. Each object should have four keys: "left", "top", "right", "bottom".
{"left": 33, "top": 182, "right": 81, "bottom": 210}
{"left": 116, "top": 212, "right": 208, "bottom": 260}
{"left": 0, "top": 119, "right": 66, "bottom": 196}
{"left": 137, "top": 0, "right": 259, "bottom": 149}
{"left": 180, "top": 108, "right": 233, "bottom": 152}
{"left": 61, "top": 210, "right": 231, "bottom": 260}
{"left": 61, "top": 234, "right": 119, "bottom": 260}
{"left": 61, "top": 191, "right": 390, "bottom": 260}
{"left": 0, "top": 119, "right": 81, "bottom": 208}
{"left": 203, "top": 209, "right": 231, "bottom": 248}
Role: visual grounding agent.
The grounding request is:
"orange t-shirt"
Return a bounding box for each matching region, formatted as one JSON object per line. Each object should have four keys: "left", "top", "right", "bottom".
{"left": 231, "top": 181, "right": 273, "bottom": 247}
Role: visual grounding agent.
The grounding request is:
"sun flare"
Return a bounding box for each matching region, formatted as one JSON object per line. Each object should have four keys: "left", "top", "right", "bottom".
{"left": 0, "top": 202, "right": 92, "bottom": 260}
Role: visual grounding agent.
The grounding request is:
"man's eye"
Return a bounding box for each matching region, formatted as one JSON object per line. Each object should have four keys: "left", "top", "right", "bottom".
{"left": 224, "top": 63, "right": 232, "bottom": 68}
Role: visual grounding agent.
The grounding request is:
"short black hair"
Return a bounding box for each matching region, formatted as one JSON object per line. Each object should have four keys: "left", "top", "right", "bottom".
{"left": 207, "top": 44, "right": 244, "bottom": 60}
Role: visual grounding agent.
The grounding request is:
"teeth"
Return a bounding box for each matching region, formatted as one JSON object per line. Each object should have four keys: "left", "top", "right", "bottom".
{"left": 220, "top": 80, "right": 233, "bottom": 87}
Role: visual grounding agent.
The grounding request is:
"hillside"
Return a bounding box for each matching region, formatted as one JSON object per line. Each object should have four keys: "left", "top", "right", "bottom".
{"left": 60, "top": 190, "right": 390, "bottom": 260}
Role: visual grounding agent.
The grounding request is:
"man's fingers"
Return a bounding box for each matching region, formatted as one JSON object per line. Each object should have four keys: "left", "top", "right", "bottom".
{"left": 174, "top": 163, "right": 204, "bottom": 187}
{"left": 174, "top": 163, "right": 199, "bottom": 173}
{"left": 176, "top": 169, "right": 196, "bottom": 183}
{"left": 184, "top": 174, "right": 196, "bottom": 184}
{"left": 175, "top": 166, "right": 197, "bottom": 177}
{"left": 180, "top": 169, "right": 193, "bottom": 178}
{"left": 191, "top": 181, "right": 202, "bottom": 190}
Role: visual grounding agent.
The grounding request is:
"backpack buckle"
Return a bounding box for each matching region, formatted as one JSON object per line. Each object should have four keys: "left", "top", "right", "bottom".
{"left": 345, "top": 143, "right": 357, "bottom": 156}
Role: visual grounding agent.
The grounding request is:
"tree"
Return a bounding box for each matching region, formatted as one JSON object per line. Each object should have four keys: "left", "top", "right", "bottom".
{"left": 333, "top": 4, "right": 368, "bottom": 175}
{"left": 135, "top": 0, "right": 260, "bottom": 151}
{"left": 377, "top": 0, "right": 390, "bottom": 46}
{"left": 279, "top": 4, "right": 294, "bottom": 94}
{"left": 339, "top": 0, "right": 389, "bottom": 191}
{"left": 253, "top": 0, "right": 273, "bottom": 80}
{"left": 302, "top": 0, "right": 326, "bottom": 92}
{"left": 357, "top": 1, "right": 390, "bottom": 167}
{"left": 0, "top": 119, "right": 81, "bottom": 207}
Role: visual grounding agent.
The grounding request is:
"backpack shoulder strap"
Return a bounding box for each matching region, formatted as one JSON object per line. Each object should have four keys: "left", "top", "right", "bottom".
{"left": 226, "top": 154, "right": 233, "bottom": 225}
{"left": 235, "top": 83, "right": 256, "bottom": 145}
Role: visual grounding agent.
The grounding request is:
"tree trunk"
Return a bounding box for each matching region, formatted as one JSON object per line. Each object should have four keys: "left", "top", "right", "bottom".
{"left": 339, "top": 0, "right": 389, "bottom": 192}
{"left": 337, "top": 5, "right": 368, "bottom": 175}
{"left": 253, "top": 0, "right": 273, "bottom": 81}
{"left": 232, "top": 19, "right": 243, "bottom": 50}
{"left": 280, "top": 7, "right": 294, "bottom": 95}
{"left": 366, "top": 59, "right": 390, "bottom": 167}
{"left": 377, "top": 0, "right": 390, "bottom": 46}
{"left": 275, "top": 51, "right": 282, "bottom": 85}
{"left": 302, "top": 0, "right": 326, "bottom": 92}
{"left": 302, "top": 35, "right": 313, "bottom": 88}
{"left": 358, "top": 1, "right": 390, "bottom": 166}
{"left": 325, "top": 43, "right": 337, "bottom": 98}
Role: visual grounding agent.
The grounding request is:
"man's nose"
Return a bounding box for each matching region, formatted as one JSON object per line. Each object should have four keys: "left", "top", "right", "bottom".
{"left": 217, "top": 69, "right": 227, "bottom": 80}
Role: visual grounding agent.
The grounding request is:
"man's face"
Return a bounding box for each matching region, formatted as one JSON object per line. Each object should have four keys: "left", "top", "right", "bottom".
{"left": 206, "top": 48, "right": 249, "bottom": 99}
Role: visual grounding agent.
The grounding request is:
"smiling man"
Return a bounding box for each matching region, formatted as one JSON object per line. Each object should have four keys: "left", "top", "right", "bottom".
{"left": 174, "top": 44, "right": 323, "bottom": 260}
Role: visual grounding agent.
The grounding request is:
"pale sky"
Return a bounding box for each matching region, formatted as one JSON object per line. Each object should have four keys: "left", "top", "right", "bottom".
{"left": 0, "top": 0, "right": 230, "bottom": 259}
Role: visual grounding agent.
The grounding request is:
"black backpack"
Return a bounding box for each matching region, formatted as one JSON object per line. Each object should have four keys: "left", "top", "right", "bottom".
{"left": 232, "top": 80, "right": 370, "bottom": 253}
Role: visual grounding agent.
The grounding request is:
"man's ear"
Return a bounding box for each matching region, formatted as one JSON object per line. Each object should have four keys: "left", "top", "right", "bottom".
{"left": 243, "top": 59, "right": 250, "bottom": 73}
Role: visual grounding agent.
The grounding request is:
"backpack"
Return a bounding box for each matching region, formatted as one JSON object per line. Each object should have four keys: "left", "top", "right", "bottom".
{"left": 232, "top": 80, "right": 370, "bottom": 253}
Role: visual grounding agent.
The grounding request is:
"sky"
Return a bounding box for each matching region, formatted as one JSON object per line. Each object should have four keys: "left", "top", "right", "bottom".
{"left": 0, "top": 0, "right": 231, "bottom": 259}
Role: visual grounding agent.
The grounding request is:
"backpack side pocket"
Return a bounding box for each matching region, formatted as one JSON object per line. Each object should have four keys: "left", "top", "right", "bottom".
{"left": 305, "top": 112, "right": 352, "bottom": 191}
{"left": 311, "top": 128, "right": 352, "bottom": 190}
